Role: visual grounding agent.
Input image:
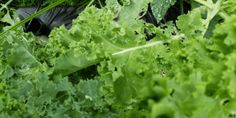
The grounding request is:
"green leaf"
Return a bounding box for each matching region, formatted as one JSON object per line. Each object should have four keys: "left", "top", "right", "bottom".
{"left": 114, "top": 77, "right": 133, "bottom": 104}
{"left": 176, "top": 8, "right": 204, "bottom": 38}
{"left": 77, "top": 80, "right": 103, "bottom": 101}
{"left": 119, "top": 0, "right": 151, "bottom": 23}
{"left": 151, "top": 0, "right": 176, "bottom": 21}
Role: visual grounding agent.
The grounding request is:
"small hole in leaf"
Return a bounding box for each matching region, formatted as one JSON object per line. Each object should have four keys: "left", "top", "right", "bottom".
{"left": 222, "top": 99, "right": 230, "bottom": 106}
{"left": 170, "top": 89, "right": 175, "bottom": 96}
{"left": 228, "top": 112, "right": 236, "bottom": 118}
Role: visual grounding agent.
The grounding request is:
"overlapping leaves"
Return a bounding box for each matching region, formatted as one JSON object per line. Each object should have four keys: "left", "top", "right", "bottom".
{"left": 0, "top": 0, "right": 236, "bottom": 118}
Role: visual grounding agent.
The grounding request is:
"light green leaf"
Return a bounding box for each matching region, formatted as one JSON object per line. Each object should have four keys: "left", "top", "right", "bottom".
{"left": 151, "top": 0, "right": 176, "bottom": 21}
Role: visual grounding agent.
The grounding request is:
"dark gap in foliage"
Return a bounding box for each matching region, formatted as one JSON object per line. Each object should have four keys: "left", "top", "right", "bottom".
{"left": 141, "top": 4, "right": 158, "bottom": 41}
{"left": 78, "top": 65, "right": 99, "bottom": 79}
{"left": 151, "top": 95, "right": 160, "bottom": 102}
{"left": 94, "top": 0, "right": 106, "bottom": 8}
{"left": 68, "top": 65, "right": 99, "bottom": 85}
{"left": 204, "top": 15, "right": 224, "bottom": 38}
{"left": 163, "top": 42, "right": 170, "bottom": 47}
{"left": 178, "top": 56, "right": 188, "bottom": 63}
{"left": 154, "top": 81, "right": 160, "bottom": 86}
{"left": 0, "top": 21, "right": 11, "bottom": 27}
{"left": 161, "top": 0, "right": 192, "bottom": 24}
{"left": 205, "top": 83, "right": 218, "bottom": 97}
{"left": 1, "top": 7, "right": 8, "bottom": 14}
{"left": 228, "top": 112, "right": 236, "bottom": 118}
{"left": 141, "top": 0, "right": 191, "bottom": 40}
{"left": 142, "top": 4, "right": 159, "bottom": 27}
{"left": 117, "top": 0, "right": 124, "bottom": 6}
{"left": 170, "top": 89, "right": 175, "bottom": 96}
{"left": 144, "top": 28, "right": 156, "bottom": 41}
{"left": 68, "top": 72, "right": 81, "bottom": 85}
{"left": 114, "top": 67, "right": 118, "bottom": 71}
{"left": 222, "top": 99, "right": 230, "bottom": 106}
{"left": 55, "top": 91, "right": 69, "bottom": 103}
{"left": 137, "top": 100, "right": 148, "bottom": 110}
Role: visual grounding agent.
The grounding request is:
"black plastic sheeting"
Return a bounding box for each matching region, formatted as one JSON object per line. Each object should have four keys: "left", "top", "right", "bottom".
{"left": 17, "top": 6, "right": 158, "bottom": 38}
{"left": 17, "top": 7, "right": 84, "bottom": 36}
{"left": 16, "top": 1, "right": 190, "bottom": 39}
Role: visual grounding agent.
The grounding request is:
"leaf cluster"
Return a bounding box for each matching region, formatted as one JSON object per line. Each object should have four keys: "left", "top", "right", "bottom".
{"left": 0, "top": 0, "right": 236, "bottom": 117}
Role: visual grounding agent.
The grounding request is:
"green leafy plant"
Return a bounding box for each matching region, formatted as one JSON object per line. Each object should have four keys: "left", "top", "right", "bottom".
{"left": 0, "top": 0, "right": 236, "bottom": 117}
